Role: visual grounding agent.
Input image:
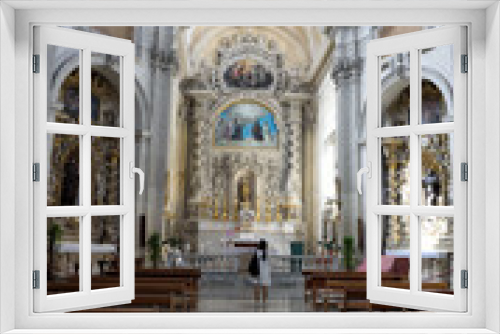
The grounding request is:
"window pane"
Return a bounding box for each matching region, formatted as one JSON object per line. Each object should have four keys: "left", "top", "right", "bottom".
{"left": 421, "top": 133, "right": 453, "bottom": 206}
{"left": 91, "top": 137, "right": 121, "bottom": 205}
{"left": 380, "top": 52, "right": 410, "bottom": 127}
{"left": 421, "top": 45, "right": 453, "bottom": 124}
{"left": 381, "top": 137, "right": 410, "bottom": 205}
{"left": 421, "top": 216, "right": 454, "bottom": 294}
{"left": 91, "top": 216, "right": 120, "bottom": 290}
{"left": 91, "top": 52, "right": 121, "bottom": 127}
{"left": 47, "top": 217, "right": 80, "bottom": 295}
{"left": 380, "top": 215, "right": 410, "bottom": 290}
{"left": 47, "top": 134, "right": 80, "bottom": 206}
{"left": 47, "top": 45, "right": 80, "bottom": 124}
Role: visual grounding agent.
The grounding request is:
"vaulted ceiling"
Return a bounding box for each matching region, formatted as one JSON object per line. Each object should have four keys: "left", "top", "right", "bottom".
{"left": 180, "top": 26, "right": 331, "bottom": 78}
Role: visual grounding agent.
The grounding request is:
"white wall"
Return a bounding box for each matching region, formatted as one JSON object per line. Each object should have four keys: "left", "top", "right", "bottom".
{"left": 316, "top": 73, "right": 337, "bottom": 243}
{"left": 485, "top": 2, "right": 500, "bottom": 333}
{"left": 8, "top": 6, "right": 492, "bottom": 331}
{"left": 0, "top": 2, "right": 16, "bottom": 333}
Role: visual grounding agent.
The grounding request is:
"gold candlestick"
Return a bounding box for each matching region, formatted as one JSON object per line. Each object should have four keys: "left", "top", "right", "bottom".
{"left": 233, "top": 199, "right": 239, "bottom": 221}
{"left": 223, "top": 197, "right": 229, "bottom": 221}
{"left": 265, "top": 199, "right": 272, "bottom": 222}
{"left": 213, "top": 198, "right": 219, "bottom": 220}
{"left": 276, "top": 204, "right": 282, "bottom": 222}
{"left": 203, "top": 197, "right": 209, "bottom": 219}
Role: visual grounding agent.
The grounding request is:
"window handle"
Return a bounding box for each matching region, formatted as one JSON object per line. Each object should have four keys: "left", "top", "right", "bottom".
{"left": 357, "top": 162, "right": 372, "bottom": 195}
{"left": 129, "top": 162, "right": 145, "bottom": 195}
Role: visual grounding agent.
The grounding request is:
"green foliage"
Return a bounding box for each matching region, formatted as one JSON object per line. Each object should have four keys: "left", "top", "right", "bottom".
{"left": 48, "top": 223, "right": 63, "bottom": 244}
{"left": 165, "top": 236, "right": 182, "bottom": 248}
{"left": 342, "top": 236, "right": 355, "bottom": 270}
{"left": 147, "top": 233, "right": 162, "bottom": 268}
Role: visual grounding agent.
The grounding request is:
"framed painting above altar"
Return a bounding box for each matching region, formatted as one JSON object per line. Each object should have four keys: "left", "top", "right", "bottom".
{"left": 214, "top": 102, "right": 278, "bottom": 147}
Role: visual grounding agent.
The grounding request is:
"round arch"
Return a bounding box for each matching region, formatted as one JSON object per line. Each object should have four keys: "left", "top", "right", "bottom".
{"left": 380, "top": 56, "right": 453, "bottom": 126}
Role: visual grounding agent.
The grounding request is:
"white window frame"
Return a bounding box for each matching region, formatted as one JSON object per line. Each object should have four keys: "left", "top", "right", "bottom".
{"left": 33, "top": 26, "right": 136, "bottom": 313}
{"left": 365, "top": 26, "right": 467, "bottom": 312}
{"left": 0, "top": 2, "right": 498, "bottom": 333}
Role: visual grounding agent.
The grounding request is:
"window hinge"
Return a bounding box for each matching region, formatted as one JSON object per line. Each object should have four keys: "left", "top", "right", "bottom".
{"left": 461, "top": 270, "right": 468, "bottom": 289}
{"left": 33, "top": 270, "right": 40, "bottom": 289}
{"left": 461, "top": 54, "right": 468, "bottom": 73}
{"left": 461, "top": 162, "right": 468, "bottom": 181}
{"left": 33, "top": 54, "right": 40, "bottom": 73}
{"left": 33, "top": 163, "right": 40, "bottom": 182}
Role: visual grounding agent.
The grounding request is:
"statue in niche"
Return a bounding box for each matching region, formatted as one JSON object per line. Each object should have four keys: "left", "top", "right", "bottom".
{"left": 240, "top": 177, "right": 251, "bottom": 210}
{"left": 242, "top": 178, "right": 250, "bottom": 202}
{"left": 237, "top": 173, "right": 255, "bottom": 212}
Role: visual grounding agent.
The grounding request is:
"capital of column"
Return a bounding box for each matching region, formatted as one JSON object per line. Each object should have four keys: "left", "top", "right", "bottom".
{"left": 331, "top": 57, "right": 364, "bottom": 86}
{"left": 330, "top": 26, "right": 367, "bottom": 86}
{"left": 150, "top": 49, "right": 179, "bottom": 73}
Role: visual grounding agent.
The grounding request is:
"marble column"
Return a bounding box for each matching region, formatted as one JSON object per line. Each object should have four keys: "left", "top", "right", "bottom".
{"left": 302, "top": 100, "right": 317, "bottom": 254}
{"left": 329, "top": 26, "right": 375, "bottom": 252}
{"left": 145, "top": 27, "right": 178, "bottom": 236}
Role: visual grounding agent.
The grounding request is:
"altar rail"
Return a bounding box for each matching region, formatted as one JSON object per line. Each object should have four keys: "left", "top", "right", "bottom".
{"left": 175, "top": 254, "right": 340, "bottom": 273}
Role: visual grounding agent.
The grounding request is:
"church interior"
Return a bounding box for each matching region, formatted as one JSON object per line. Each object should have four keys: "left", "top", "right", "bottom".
{"left": 46, "top": 26, "right": 454, "bottom": 312}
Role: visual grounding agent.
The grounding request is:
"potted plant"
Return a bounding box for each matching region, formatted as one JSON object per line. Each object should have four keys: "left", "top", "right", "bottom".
{"left": 342, "top": 236, "right": 355, "bottom": 271}
{"left": 48, "top": 223, "right": 62, "bottom": 280}
{"left": 147, "top": 233, "right": 162, "bottom": 269}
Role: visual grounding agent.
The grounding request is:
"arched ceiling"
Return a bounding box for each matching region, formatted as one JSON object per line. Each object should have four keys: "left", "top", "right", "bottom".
{"left": 181, "top": 26, "right": 331, "bottom": 76}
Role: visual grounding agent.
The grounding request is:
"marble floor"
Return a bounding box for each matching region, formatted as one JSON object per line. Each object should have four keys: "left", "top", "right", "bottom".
{"left": 80, "top": 272, "right": 419, "bottom": 313}
{"left": 197, "top": 272, "right": 314, "bottom": 312}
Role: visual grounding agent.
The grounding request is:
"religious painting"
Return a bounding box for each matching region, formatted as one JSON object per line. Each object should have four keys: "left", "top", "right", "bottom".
{"left": 214, "top": 102, "right": 278, "bottom": 147}
{"left": 223, "top": 59, "right": 273, "bottom": 89}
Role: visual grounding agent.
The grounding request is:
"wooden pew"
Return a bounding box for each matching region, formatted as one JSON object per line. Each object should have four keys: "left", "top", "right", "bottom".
{"left": 318, "top": 280, "right": 450, "bottom": 312}
{"left": 303, "top": 257, "right": 410, "bottom": 306}
{"left": 134, "top": 281, "right": 190, "bottom": 312}
{"left": 134, "top": 268, "right": 201, "bottom": 311}
{"left": 303, "top": 270, "right": 407, "bottom": 305}
{"left": 49, "top": 268, "right": 201, "bottom": 312}
{"left": 135, "top": 277, "right": 197, "bottom": 311}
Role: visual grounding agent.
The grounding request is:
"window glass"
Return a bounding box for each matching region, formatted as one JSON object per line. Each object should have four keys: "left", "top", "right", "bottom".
{"left": 47, "top": 45, "right": 81, "bottom": 124}
{"left": 47, "top": 134, "right": 80, "bottom": 206}
{"left": 47, "top": 217, "right": 80, "bottom": 295}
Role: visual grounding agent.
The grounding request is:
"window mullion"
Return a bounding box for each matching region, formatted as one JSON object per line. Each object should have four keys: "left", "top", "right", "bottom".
{"left": 412, "top": 206, "right": 455, "bottom": 217}
{"left": 89, "top": 205, "right": 129, "bottom": 216}
{"left": 412, "top": 123, "right": 454, "bottom": 135}
{"left": 89, "top": 126, "right": 129, "bottom": 138}
{"left": 82, "top": 48, "right": 91, "bottom": 208}
{"left": 82, "top": 48, "right": 92, "bottom": 294}
{"left": 46, "top": 206, "right": 89, "bottom": 217}
{"left": 46, "top": 123, "right": 87, "bottom": 135}
{"left": 409, "top": 48, "right": 420, "bottom": 294}
{"left": 373, "top": 125, "right": 412, "bottom": 138}
{"left": 82, "top": 214, "right": 91, "bottom": 293}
